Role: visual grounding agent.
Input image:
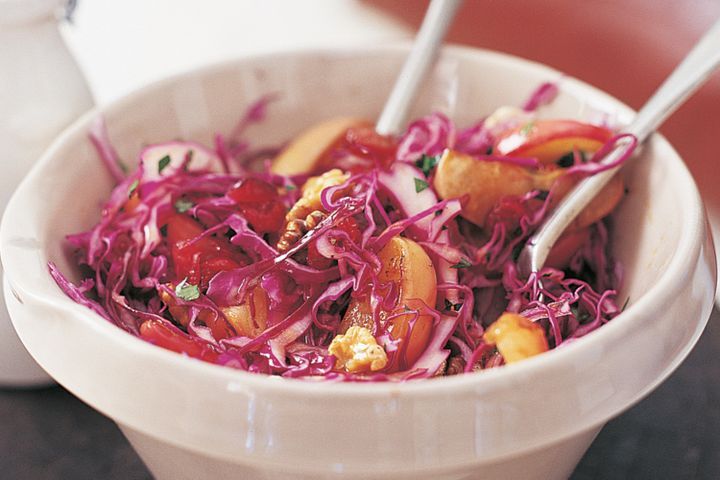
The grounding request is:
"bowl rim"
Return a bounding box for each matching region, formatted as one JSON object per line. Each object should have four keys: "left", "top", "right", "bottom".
{"left": 0, "top": 43, "right": 711, "bottom": 401}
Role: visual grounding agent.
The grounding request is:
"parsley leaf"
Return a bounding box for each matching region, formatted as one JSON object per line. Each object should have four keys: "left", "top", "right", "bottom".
{"left": 520, "top": 121, "right": 535, "bottom": 136}
{"left": 127, "top": 179, "right": 139, "bottom": 198}
{"left": 556, "top": 152, "right": 575, "bottom": 168}
{"left": 175, "top": 278, "right": 200, "bottom": 301}
{"left": 511, "top": 243, "right": 524, "bottom": 262}
{"left": 158, "top": 155, "right": 172, "bottom": 174}
{"left": 414, "top": 177, "right": 429, "bottom": 193}
{"left": 174, "top": 198, "right": 194, "bottom": 213}
{"left": 450, "top": 258, "right": 472, "bottom": 269}
{"left": 415, "top": 154, "right": 440, "bottom": 177}
{"left": 621, "top": 297, "right": 630, "bottom": 312}
{"left": 535, "top": 190, "right": 550, "bottom": 201}
{"left": 182, "top": 150, "right": 195, "bottom": 171}
{"left": 444, "top": 298, "right": 463, "bottom": 312}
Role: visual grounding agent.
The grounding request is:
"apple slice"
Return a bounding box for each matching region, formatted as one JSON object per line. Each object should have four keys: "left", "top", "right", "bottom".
{"left": 435, "top": 149, "right": 625, "bottom": 229}
{"left": 340, "top": 236, "right": 437, "bottom": 370}
{"left": 494, "top": 119, "right": 612, "bottom": 165}
{"left": 221, "top": 286, "right": 268, "bottom": 338}
{"left": 270, "top": 117, "right": 370, "bottom": 176}
{"left": 433, "top": 149, "right": 538, "bottom": 226}
{"left": 546, "top": 171, "right": 625, "bottom": 230}
{"left": 483, "top": 312, "right": 548, "bottom": 364}
{"left": 545, "top": 227, "right": 591, "bottom": 269}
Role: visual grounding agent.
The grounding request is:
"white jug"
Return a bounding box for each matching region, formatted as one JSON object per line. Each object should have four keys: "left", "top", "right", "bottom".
{"left": 0, "top": 0, "right": 93, "bottom": 386}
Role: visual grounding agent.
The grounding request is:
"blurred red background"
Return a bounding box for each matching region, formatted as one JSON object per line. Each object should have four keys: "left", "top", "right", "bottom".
{"left": 370, "top": 0, "right": 720, "bottom": 232}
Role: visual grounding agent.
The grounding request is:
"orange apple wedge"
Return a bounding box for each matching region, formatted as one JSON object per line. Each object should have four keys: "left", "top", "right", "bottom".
{"left": 483, "top": 312, "right": 548, "bottom": 364}
{"left": 221, "top": 286, "right": 268, "bottom": 338}
{"left": 340, "top": 236, "right": 437, "bottom": 370}
{"left": 270, "top": 117, "right": 370, "bottom": 176}
{"left": 547, "top": 171, "right": 625, "bottom": 230}
{"left": 494, "top": 119, "right": 613, "bottom": 165}
{"left": 434, "top": 149, "right": 539, "bottom": 226}
{"left": 544, "top": 227, "right": 591, "bottom": 270}
{"left": 435, "top": 149, "right": 625, "bottom": 229}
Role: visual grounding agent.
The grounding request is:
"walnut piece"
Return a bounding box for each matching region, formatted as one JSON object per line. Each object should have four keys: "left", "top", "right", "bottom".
{"left": 286, "top": 168, "right": 349, "bottom": 223}
{"left": 277, "top": 168, "right": 348, "bottom": 252}
{"left": 328, "top": 326, "right": 388, "bottom": 373}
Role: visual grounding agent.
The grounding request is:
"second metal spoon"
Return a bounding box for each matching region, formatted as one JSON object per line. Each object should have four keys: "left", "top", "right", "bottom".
{"left": 519, "top": 17, "right": 720, "bottom": 277}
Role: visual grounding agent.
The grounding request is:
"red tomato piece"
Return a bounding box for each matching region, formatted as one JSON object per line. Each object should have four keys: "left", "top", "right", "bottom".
{"left": 166, "top": 214, "right": 243, "bottom": 289}
{"left": 338, "top": 125, "right": 398, "bottom": 171}
{"left": 227, "top": 178, "right": 286, "bottom": 234}
{"left": 140, "top": 319, "right": 220, "bottom": 362}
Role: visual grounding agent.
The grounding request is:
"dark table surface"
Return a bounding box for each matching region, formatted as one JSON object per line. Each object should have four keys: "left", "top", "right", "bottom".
{"left": 2, "top": 308, "right": 718, "bottom": 480}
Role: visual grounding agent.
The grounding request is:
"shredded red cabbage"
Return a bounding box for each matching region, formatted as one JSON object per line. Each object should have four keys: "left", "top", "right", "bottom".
{"left": 52, "top": 88, "right": 632, "bottom": 381}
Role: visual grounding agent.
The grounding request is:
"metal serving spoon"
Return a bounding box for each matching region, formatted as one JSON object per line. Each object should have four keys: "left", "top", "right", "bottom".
{"left": 375, "top": 0, "right": 463, "bottom": 136}
{"left": 519, "top": 17, "right": 720, "bottom": 278}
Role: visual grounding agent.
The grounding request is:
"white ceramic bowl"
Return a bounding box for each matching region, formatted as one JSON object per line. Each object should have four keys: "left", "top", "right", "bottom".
{"left": 1, "top": 46, "right": 716, "bottom": 480}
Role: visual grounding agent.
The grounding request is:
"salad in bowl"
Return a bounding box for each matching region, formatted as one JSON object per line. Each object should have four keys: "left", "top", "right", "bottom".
{"left": 51, "top": 85, "right": 634, "bottom": 381}
{"left": 1, "top": 46, "right": 714, "bottom": 480}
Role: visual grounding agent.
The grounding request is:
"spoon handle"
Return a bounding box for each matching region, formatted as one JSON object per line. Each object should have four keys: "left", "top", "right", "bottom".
{"left": 522, "top": 17, "right": 720, "bottom": 275}
{"left": 630, "top": 18, "right": 720, "bottom": 140}
{"left": 375, "top": 0, "right": 463, "bottom": 136}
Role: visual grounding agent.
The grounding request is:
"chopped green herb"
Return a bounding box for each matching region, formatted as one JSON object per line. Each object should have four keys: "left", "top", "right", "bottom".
{"left": 536, "top": 190, "right": 550, "bottom": 201}
{"left": 285, "top": 184, "right": 297, "bottom": 191}
{"left": 621, "top": 297, "right": 630, "bottom": 312}
{"left": 160, "top": 224, "right": 168, "bottom": 237}
{"left": 183, "top": 150, "right": 195, "bottom": 171}
{"left": 127, "top": 179, "right": 139, "bottom": 198}
{"left": 556, "top": 152, "right": 575, "bottom": 168}
{"left": 175, "top": 278, "right": 200, "bottom": 301}
{"left": 511, "top": 243, "right": 523, "bottom": 262}
{"left": 443, "top": 298, "right": 463, "bottom": 312}
{"left": 174, "top": 198, "right": 194, "bottom": 213}
{"left": 571, "top": 304, "right": 591, "bottom": 323}
{"left": 158, "top": 155, "right": 172, "bottom": 174}
{"left": 520, "top": 121, "right": 535, "bottom": 136}
{"left": 435, "top": 208, "right": 444, "bottom": 216}
{"left": 414, "top": 177, "right": 429, "bottom": 193}
{"left": 450, "top": 258, "right": 472, "bottom": 269}
{"left": 118, "top": 161, "right": 129, "bottom": 174}
{"left": 485, "top": 146, "right": 494, "bottom": 155}
{"left": 415, "top": 154, "right": 440, "bottom": 177}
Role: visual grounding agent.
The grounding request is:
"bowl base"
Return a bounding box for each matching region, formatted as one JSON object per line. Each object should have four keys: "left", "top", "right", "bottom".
{"left": 119, "top": 423, "right": 601, "bottom": 480}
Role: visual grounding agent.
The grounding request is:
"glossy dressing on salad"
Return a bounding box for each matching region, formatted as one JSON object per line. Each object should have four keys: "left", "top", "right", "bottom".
{"left": 52, "top": 85, "right": 631, "bottom": 380}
